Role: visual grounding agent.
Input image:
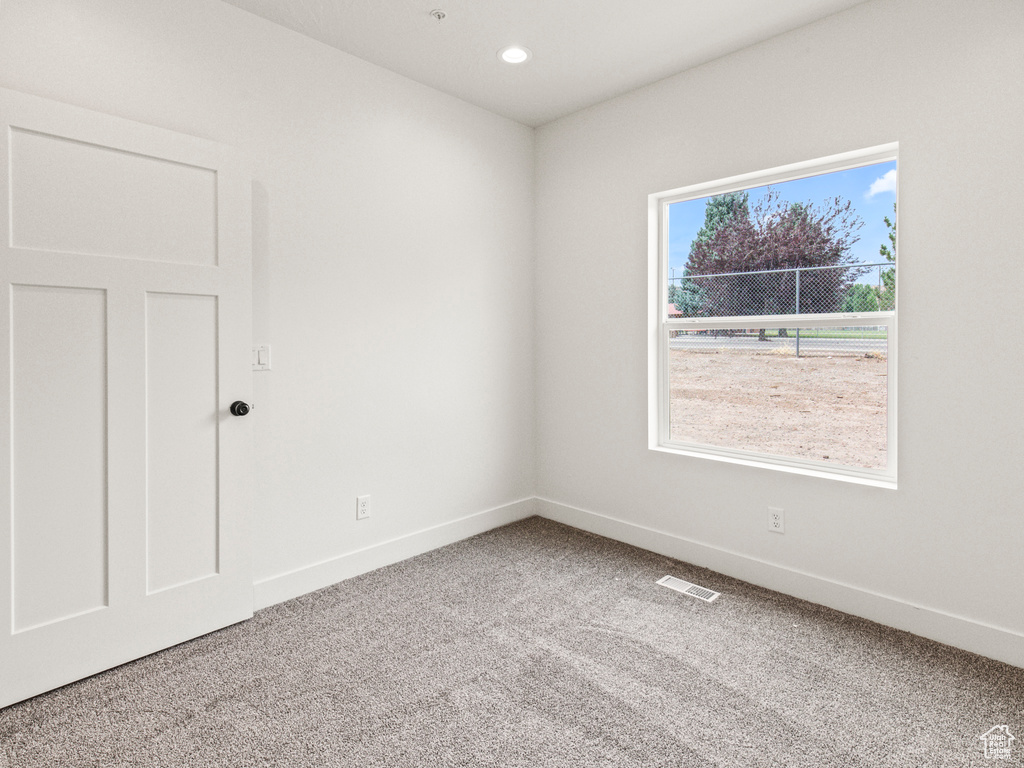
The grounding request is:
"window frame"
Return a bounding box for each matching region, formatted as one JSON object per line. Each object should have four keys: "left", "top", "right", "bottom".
{"left": 648, "top": 144, "right": 898, "bottom": 488}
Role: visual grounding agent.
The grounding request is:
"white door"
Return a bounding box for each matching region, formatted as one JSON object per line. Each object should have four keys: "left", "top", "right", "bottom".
{"left": 0, "top": 88, "right": 253, "bottom": 709}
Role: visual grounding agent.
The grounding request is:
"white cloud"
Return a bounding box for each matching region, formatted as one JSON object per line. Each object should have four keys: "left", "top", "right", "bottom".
{"left": 866, "top": 169, "right": 898, "bottom": 198}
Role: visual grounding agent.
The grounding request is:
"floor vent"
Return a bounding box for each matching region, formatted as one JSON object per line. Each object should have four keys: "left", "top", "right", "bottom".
{"left": 657, "top": 575, "right": 721, "bottom": 603}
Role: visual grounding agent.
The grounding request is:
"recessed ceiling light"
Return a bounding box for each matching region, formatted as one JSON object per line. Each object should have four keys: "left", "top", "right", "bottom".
{"left": 498, "top": 46, "right": 532, "bottom": 64}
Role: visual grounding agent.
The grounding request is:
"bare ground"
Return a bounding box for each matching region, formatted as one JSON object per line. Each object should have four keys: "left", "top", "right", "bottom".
{"left": 669, "top": 349, "right": 888, "bottom": 469}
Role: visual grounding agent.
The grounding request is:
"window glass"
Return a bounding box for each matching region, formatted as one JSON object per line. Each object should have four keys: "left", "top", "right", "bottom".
{"left": 651, "top": 147, "right": 897, "bottom": 486}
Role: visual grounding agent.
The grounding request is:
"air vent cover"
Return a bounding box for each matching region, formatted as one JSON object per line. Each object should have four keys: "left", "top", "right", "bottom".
{"left": 657, "top": 575, "right": 721, "bottom": 603}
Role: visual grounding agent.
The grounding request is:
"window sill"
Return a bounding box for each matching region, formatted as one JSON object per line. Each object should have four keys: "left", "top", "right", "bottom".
{"left": 651, "top": 442, "right": 897, "bottom": 490}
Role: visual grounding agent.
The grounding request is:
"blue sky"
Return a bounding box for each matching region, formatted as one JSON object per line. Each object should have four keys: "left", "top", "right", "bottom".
{"left": 667, "top": 160, "right": 897, "bottom": 281}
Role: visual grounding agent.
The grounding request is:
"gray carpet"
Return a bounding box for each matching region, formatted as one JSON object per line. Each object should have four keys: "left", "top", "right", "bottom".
{"left": 1, "top": 517, "right": 1021, "bottom": 767}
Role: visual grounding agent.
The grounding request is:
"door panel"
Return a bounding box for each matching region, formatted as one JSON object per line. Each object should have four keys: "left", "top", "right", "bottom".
{"left": 0, "top": 87, "right": 253, "bottom": 709}
{"left": 9, "top": 127, "right": 218, "bottom": 264}
{"left": 11, "top": 285, "right": 108, "bottom": 633}
{"left": 145, "top": 292, "right": 220, "bottom": 594}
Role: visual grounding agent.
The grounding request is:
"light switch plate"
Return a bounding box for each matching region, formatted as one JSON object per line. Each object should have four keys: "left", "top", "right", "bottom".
{"left": 252, "top": 345, "right": 271, "bottom": 371}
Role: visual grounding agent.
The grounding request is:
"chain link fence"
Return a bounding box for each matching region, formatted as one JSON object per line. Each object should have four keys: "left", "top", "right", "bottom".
{"left": 668, "top": 262, "right": 895, "bottom": 319}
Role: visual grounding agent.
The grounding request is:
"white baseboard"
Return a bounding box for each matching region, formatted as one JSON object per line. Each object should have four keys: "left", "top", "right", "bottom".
{"left": 535, "top": 497, "right": 1024, "bottom": 669}
{"left": 253, "top": 498, "right": 537, "bottom": 610}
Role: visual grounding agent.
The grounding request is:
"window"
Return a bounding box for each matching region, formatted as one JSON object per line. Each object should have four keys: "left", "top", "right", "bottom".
{"left": 648, "top": 144, "right": 897, "bottom": 487}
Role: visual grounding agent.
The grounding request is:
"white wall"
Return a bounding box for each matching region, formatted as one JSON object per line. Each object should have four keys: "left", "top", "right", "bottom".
{"left": 534, "top": 0, "right": 1024, "bottom": 664}
{"left": 0, "top": 0, "right": 536, "bottom": 597}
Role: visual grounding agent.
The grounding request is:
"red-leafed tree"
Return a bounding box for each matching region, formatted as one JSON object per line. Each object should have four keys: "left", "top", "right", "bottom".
{"left": 683, "top": 188, "right": 865, "bottom": 320}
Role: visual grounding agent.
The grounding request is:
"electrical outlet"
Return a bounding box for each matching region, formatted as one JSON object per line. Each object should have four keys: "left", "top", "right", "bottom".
{"left": 356, "top": 495, "right": 371, "bottom": 520}
{"left": 768, "top": 507, "right": 784, "bottom": 534}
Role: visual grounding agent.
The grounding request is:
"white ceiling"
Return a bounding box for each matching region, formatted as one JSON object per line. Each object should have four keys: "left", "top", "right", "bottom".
{"left": 219, "top": 0, "right": 869, "bottom": 127}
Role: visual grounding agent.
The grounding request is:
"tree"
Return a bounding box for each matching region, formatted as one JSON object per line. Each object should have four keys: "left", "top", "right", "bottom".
{"left": 842, "top": 283, "right": 881, "bottom": 312}
{"left": 878, "top": 202, "right": 896, "bottom": 310}
{"left": 668, "top": 271, "right": 705, "bottom": 316}
{"left": 691, "top": 191, "right": 750, "bottom": 259}
{"left": 879, "top": 202, "right": 896, "bottom": 261}
{"left": 684, "top": 188, "right": 865, "bottom": 321}
{"left": 668, "top": 192, "right": 749, "bottom": 319}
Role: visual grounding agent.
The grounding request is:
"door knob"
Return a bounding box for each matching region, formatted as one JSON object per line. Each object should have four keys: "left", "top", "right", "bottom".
{"left": 230, "top": 400, "right": 251, "bottom": 416}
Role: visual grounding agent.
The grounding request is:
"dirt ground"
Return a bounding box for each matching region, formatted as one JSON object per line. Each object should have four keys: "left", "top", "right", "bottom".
{"left": 669, "top": 349, "right": 888, "bottom": 469}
